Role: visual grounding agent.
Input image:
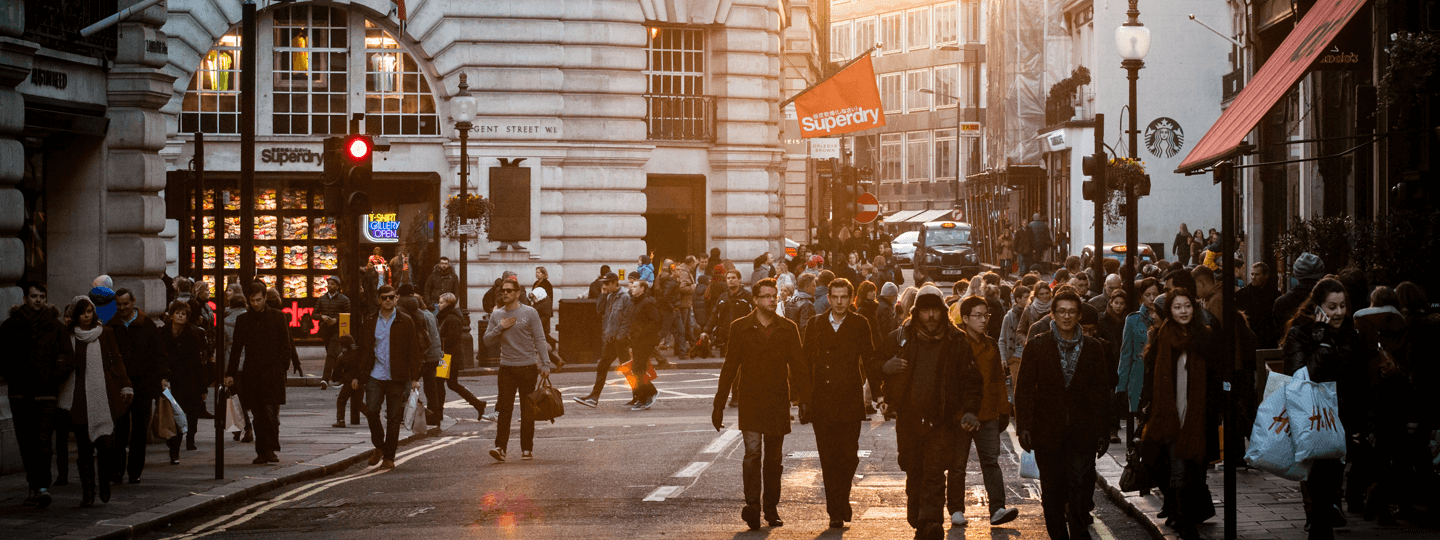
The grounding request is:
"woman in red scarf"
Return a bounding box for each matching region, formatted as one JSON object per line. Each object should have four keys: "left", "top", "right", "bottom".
{"left": 1138, "top": 287, "right": 1219, "bottom": 540}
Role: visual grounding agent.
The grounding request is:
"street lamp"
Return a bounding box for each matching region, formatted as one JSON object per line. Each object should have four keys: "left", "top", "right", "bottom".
{"left": 1116, "top": 0, "right": 1148, "bottom": 314}
{"left": 453, "top": 72, "right": 477, "bottom": 309}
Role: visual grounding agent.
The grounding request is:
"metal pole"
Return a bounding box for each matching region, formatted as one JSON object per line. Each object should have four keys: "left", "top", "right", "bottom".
{"left": 1218, "top": 160, "right": 1238, "bottom": 540}
{"left": 198, "top": 132, "right": 222, "bottom": 480}
{"left": 458, "top": 127, "right": 470, "bottom": 310}
{"left": 1124, "top": 59, "right": 1143, "bottom": 311}
{"left": 239, "top": 1, "right": 256, "bottom": 286}
{"left": 1092, "top": 114, "right": 1106, "bottom": 295}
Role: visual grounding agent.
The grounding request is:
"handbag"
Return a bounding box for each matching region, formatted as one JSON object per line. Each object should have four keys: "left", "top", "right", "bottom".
{"left": 1118, "top": 443, "right": 1149, "bottom": 492}
{"left": 527, "top": 373, "right": 565, "bottom": 423}
{"left": 1019, "top": 449, "right": 1040, "bottom": 479}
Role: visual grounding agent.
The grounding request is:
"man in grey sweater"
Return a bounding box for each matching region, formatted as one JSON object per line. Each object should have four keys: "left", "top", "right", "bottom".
{"left": 483, "top": 276, "right": 553, "bottom": 462}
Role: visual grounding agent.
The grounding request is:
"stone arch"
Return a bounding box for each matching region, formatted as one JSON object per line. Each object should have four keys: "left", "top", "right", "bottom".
{"left": 636, "top": 0, "right": 732, "bottom": 25}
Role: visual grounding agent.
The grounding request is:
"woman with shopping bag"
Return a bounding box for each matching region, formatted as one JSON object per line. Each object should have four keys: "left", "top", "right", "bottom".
{"left": 1138, "top": 287, "right": 1220, "bottom": 540}
{"left": 162, "top": 301, "right": 207, "bottom": 460}
{"left": 1281, "top": 278, "right": 1373, "bottom": 540}
{"left": 57, "top": 297, "right": 133, "bottom": 507}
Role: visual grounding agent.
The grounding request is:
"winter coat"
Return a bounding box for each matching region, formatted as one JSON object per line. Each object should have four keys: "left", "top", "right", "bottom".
{"left": 0, "top": 304, "right": 71, "bottom": 398}
{"left": 878, "top": 321, "right": 983, "bottom": 472}
{"left": 714, "top": 311, "right": 812, "bottom": 435}
{"left": 107, "top": 311, "right": 171, "bottom": 396}
{"left": 785, "top": 291, "right": 817, "bottom": 335}
{"left": 424, "top": 265, "right": 458, "bottom": 308}
{"left": 691, "top": 278, "right": 710, "bottom": 327}
{"left": 965, "top": 329, "right": 1010, "bottom": 421}
{"left": 437, "top": 305, "right": 466, "bottom": 358}
{"left": 749, "top": 265, "right": 772, "bottom": 287}
{"left": 999, "top": 304, "right": 1026, "bottom": 360}
{"left": 160, "top": 324, "right": 208, "bottom": 405}
{"left": 532, "top": 278, "right": 554, "bottom": 319}
{"left": 1014, "top": 329, "right": 1115, "bottom": 452}
{"left": 60, "top": 326, "right": 132, "bottom": 419}
{"left": 1139, "top": 324, "right": 1221, "bottom": 463}
{"left": 597, "top": 290, "right": 634, "bottom": 343}
{"left": 1173, "top": 232, "right": 1191, "bottom": 263}
{"left": 388, "top": 254, "right": 417, "bottom": 287}
{"left": 314, "top": 293, "right": 351, "bottom": 339}
{"left": 704, "top": 288, "right": 754, "bottom": 345}
{"left": 803, "top": 310, "right": 876, "bottom": 424}
{"left": 409, "top": 305, "right": 444, "bottom": 366}
{"left": 226, "top": 307, "right": 296, "bottom": 405}
{"left": 630, "top": 292, "right": 663, "bottom": 347}
{"left": 1028, "top": 219, "right": 1053, "bottom": 250}
{"left": 1283, "top": 320, "right": 1372, "bottom": 433}
{"left": 636, "top": 263, "right": 655, "bottom": 283}
{"left": 1117, "top": 304, "right": 1155, "bottom": 412}
{"left": 355, "top": 309, "right": 423, "bottom": 384}
{"left": 657, "top": 277, "right": 678, "bottom": 313}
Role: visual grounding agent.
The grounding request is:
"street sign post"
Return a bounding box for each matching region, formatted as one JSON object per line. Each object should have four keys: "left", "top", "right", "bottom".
{"left": 959, "top": 122, "right": 981, "bottom": 137}
{"left": 855, "top": 192, "right": 880, "bottom": 223}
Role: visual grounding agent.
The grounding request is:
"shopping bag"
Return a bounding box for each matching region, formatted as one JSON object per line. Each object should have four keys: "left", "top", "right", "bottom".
{"left": 402, "top": 388, "right": 424, "bottom": 433}
{"left": 527, "top": 373, "right": 565, "bottom": 423}
{"left": 1285, "top": 367, "right": 1346, "bottom": 462}
{"left": 163, "top": 389, "right": 188, "bottom": 436}
{"left": 1245, "top": 371, "right": 1309, "bottom": 480}
{"left": 224, "top": 395, "right": 245, "bottom": 434}
{"left": 1020, "top": 449, "right": 1040, "bottom": 479}
{"left": 406, "top": 394, "right": 428, "bottom": 434}
{"left": 436, "top": 353, "right": 452, "bottom": 379}
{"left": 616, "top": 360, "right": 658, "bottom": 389}
{"left": 150, "top": 398, "right": 177, "bottom": 440}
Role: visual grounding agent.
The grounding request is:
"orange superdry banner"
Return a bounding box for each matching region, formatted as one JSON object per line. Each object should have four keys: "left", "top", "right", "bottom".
{"left": 793, "top": 55, "right": 886, "bottom": 138}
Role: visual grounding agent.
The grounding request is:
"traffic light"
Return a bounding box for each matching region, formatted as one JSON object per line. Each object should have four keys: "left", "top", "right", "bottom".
{"left": 322, "top": 136, "right": 344, "bottom": 215}
{"left": 1081, "top": 149, "right": 1107, "bottom": 201}
{"left": 342, "top": 134, "right": 373, "bottom": 184}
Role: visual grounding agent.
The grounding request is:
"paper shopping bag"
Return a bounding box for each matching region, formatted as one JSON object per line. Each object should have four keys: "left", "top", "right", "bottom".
{"left": 224, "top": 395, "right": 245, "bottom": 434}
{"left": 436, "top": 354, "right": 452, "bottom": 379}
{"left": 162, "top": 388, "right": 188, "bottom": 436}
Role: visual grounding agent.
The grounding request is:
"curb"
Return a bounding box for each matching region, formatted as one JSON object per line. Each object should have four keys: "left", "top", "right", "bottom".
{"left": 71, "top": 422, "right": 450, "bottom": 540}
{"left": 1094, "top": 450, "right": 1177, "bottom": 540}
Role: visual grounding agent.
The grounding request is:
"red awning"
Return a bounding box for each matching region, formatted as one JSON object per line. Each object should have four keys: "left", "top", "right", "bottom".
{"left": 1176, "top": 0, "right": 1369, "bottom": 173}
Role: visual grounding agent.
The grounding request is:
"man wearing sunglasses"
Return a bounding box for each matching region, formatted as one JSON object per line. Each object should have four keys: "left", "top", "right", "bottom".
{"left": 352, "top": 285, "right": 423, "bottom": 470}
{"left": 483, "top": 276, "right": 553, "bottom": 462}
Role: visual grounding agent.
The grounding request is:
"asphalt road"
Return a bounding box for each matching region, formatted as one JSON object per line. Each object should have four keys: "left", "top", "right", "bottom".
{"left": 141, "top": 369, "right": 1152, "bottom": 540}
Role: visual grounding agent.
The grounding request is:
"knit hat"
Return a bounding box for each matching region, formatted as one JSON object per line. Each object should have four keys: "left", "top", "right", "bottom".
{"left": 1292, "top": 252, "right": 1324, "bottom": 282}
{"left": 880, "top": 282, "right": 899, "bottom": 299}
{"left": 88, "top": 286, "right": 117, "bottom": 324}
{"left": 1079, "top": 302, "right": 1100, "bottom": 325}
{"left": 912, "top": 285, "right": 946, "bottom": 313}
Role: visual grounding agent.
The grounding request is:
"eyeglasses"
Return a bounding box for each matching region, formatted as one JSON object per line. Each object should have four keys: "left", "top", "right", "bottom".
{"left": 1054, "top": 309, "right": 1079, "bottom": 317}
{"left": 501, "top": 289, "right": 520, "bottom": 294}
{"left": 380, "top": 294, "right": 398, "bottom": 300}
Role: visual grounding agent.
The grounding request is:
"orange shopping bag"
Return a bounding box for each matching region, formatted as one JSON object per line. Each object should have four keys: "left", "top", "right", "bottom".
{"left": 616, "top": 360, "right": 658, "bottom": 389}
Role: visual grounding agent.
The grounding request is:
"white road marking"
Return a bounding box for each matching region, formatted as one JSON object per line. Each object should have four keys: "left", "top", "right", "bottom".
{"left": 786, "top": 450, "right": 872, "bottom": 459}
{"left": 1092, "top": 513, "right": 1118, "bottom": 540}
{"left": 701, "top": 429, "right": 742, "bottom": 453}
{"left": 672, "top": 462, "right": 710, "bottom": 477}
{"left": 642, "top": 485, "right": 684, "bottom": 501}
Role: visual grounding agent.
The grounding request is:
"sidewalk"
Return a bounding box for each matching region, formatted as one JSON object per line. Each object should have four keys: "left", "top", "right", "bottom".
{"left": 0, "top": 349, "right": 458, "bottom": 540}
{"left": 1094, "top": 440, "right": 1436, "bottom": 540}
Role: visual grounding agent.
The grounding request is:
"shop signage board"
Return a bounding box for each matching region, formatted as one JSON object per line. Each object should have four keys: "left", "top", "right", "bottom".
{"left": 810, "top": 138, "right": 841, "bottom": 159}
{"left": 959, "top": 122, "right": 982, "bottom": 137}
{"left": 363, "top": 213, "right": 401, "bottom": 243}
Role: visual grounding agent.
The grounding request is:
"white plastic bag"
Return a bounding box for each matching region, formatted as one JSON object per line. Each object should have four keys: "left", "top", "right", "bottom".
{"left": 1285, "top": 367, "right": 1346, "bottom": 462}
{"left": 402, "top": 388, "right": 426, "bottom": 433}
{"left": 162, "top": 388, "right": 188, "bottom": 436}
{"left": 1020, "top": 449, "right": 1040, "bottom": 479}
{"left": 1245, "top": 371, "right": 1309, "bottom": 480}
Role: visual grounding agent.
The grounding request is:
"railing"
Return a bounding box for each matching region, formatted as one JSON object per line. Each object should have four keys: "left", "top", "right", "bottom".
{"left": 24, "top": 0, "right": 118, "bottom": 58}
{"left": 645, "top": 94, "right": 716, "bottom": 142}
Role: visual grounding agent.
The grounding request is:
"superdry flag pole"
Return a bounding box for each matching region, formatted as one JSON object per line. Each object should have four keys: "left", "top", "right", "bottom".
{"left": 784, "top": 51, "right": 886, "bottom": 139}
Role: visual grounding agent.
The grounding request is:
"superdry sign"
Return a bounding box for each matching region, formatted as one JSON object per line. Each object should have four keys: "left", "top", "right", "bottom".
{"left": 260, "top": 147, "right": 324, "bottom": 166}
{"left": 791, "top": 55, "right": 886, "bottom": 138}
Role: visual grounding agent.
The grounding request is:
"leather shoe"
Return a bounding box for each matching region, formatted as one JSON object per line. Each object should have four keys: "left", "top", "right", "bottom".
{"left": 380, "top": 459, "right": 395, "bottom": 469}
{"left": 99, "top": 482, "right": 110, "bottom": 503}
{"left": 766, "top": 517, "right": 784, "bottom": 527}
{"left": 266, "top": 453, "right": 280, "bottom": 463}
{"left": 126, "top": 477, "right": 141, "bottom": 484}
{"left": 368, "top": 449, "right": 383, "bottom": 466}
{"left": 252, "top": 455, "right": 269, "bottom": 464}
{"left": 829, "top": 519, "right": 845, "bottom": 528}
{"left": 741, "top": 506, "right": 760, "bottom": 530}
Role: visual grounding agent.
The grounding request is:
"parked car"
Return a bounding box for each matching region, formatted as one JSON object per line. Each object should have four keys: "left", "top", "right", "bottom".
{"left": 890, "top": 230, "right": 918, "bottom": 266}
{"left": 1080, "top": 243, "right": 1157, "bottom": 266}
{"left": 913, "top": 221, "right": 980, "bottom": 283}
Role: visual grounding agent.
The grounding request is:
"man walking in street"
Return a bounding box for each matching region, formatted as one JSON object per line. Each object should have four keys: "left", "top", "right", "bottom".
{"left": 803, "top": 278, "right": 875, "bottom": 528}
{"left": 483, "top": 276, "right": 553, "bottom": 461}
{"left": 423, "top": 257, "right": 458, "bottom": 311}
{"left": 712, "top": 278, "right": 811, "bottom": 530}
{"left": 626, "top": 279, "right": 662, "bottom": 410}
{"left": 1, "top": 283, "right": 70, "bottom": 508}
{"left": 951, "top": 296, "right": 1019, "bottom": 528}
{"left": 107, "top": 288, "right": 169, "bottom": 484}
{"left": 226, "top": 282, "right": 298, "bottom": 464}
{"left": 1028, "top": 213, "right": 1053, "bottom": 269}
{"left": 700, "top": 269, "right": 754, "bottom": 357}
{"left": 353, "top": 285, "right": 422, "bottom": 469}
{"left": 1014, "top": 289, "right": 1114, "bottom": 540}
{"left": 574, "top": 272, "right": 633, "bottom": 408}
{"left": 316, "top": 276, "right": 351, "bottom": 387}
{"left": 878, "top": 285, "right": 983, "bottom": 539}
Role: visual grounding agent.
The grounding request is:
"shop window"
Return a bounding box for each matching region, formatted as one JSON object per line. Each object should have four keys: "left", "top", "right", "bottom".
{"left": 181, "top": 29, "right": 242, "bottom": 135}
{"left": 907, "top": 8, "right": 930, "bottom": 51}
{"left": 906, "top": 69, "right": 931, "bottom": 112}
{"left": 879, "top": 133, "right": 903, "bottom": 183}
{"left": 364, "top": 21, "right": 439, "bottom": 136}
{"left": 271, "top": 3, "right": 348, "bottom": 135}
{"left": 934, "top": 3, "right": 959, "bottom": 45}
{"left": 907, "top": 131, "right": 931, "bottom": 182}
{"left": 880, "top": 13, "right": 901, "bottom": 54}
{"left": 933, "top": 65, "right": 958, "bottom": 108}
{"left": 830, "top": 21, "right": 852, "bottom": 62}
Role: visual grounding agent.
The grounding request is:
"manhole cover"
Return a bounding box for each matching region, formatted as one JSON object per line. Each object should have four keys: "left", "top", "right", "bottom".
{"left": 285, "top": 498, "right": 350, "bottom": 509}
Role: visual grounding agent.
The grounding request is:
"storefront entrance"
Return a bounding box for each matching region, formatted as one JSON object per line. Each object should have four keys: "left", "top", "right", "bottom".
{"left": 643, "top": 174, "right": 706, "bottom": 263}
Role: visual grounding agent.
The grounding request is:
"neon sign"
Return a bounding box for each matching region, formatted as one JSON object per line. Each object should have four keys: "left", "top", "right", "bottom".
{"left": 363, "top": 213, "right": 400, "bottom": 243}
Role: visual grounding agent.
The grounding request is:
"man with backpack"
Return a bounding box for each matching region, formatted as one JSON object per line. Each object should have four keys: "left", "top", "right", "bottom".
{"left": 785, "top": 273, "right": 818, "bottom": 335}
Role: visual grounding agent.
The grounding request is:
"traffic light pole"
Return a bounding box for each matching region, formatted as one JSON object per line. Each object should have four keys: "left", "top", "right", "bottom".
{"left": 239, "top": 0, "right": 256, "bottom": 287}
{"left": 1092, "top": 114, "right": 1106, "bottom": 297}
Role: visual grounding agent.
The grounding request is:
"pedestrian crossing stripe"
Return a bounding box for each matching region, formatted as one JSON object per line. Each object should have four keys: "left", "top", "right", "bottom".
{"left": 643, "top": 485, "right": 684, "bottom": 502}
{"left": 786, "top": 450, "right": 871, "bottom": 459}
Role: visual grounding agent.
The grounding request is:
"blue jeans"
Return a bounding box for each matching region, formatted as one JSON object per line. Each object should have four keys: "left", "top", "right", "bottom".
{"left": 949, "top": 420, "right": 1006, "bottom": 515}
{"left": 365, "top": 379, "right": 407, "bottom": 461}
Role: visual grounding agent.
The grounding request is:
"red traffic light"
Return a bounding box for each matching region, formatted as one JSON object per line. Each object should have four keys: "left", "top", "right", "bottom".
{"left": 344, "top": 135, "right": 373, "bottom": 164}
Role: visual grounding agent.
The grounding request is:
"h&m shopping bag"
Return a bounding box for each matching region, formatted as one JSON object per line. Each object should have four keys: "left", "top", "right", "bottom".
{"left": 1245, "top": 370, "right": 1309, "bottom": 480}
{"left": 1285, "top": 367, "right": 1346, "bottom": 462}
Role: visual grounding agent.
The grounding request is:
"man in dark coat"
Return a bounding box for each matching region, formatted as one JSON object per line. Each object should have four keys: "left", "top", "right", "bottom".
{"left": 1237, "top": 262, "right": 1281, "bottom": 348}
{"left": 1, "top": 283, "right": 70, "bottom": 507}
{"left": 802, "top": 277, "right": 876, "bottom": 528}
{"left": 423, "top": 257, "right": 458, "bottom": 310}
{"left": 107, "top": 288, "right": 170, "bottom": 483}
{"left": 1014, "top": 289, "right": 1115, "bottom": 540}
{"left": 352, "top": 284, "right": 423, "bottom": 469}
{"left": 226, "top": 282, "right": 298, "bottom": 464}
{"left": 712, "top": 278, "right": 812, "bottom": 530}
{"left": 316, "top": 276, "right": 351, "bottom": 385}
{"left": 877, "top": 285, "right": 983, "bottom": 539}
{"left": 701, "top": 269, "right": 754, "bottom": 356}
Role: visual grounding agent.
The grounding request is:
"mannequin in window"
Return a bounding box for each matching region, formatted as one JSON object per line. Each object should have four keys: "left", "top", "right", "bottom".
{"left": 291, "top": 34, "right": 309, "bottom": 72}
{"left": 371, "top": 52, "right": 398, "bottom": 93}
{"left": 204, "top": 51, "right": 233, "bottom": 91}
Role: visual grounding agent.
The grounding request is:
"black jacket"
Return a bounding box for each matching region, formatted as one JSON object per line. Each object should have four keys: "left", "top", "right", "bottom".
{"left": 107, "top": 310, "right": 171, "bottom": 396}
{"left": 803, "top": 310, "right": 876, "bottom": 424}
{"left": 1283, "top": 320, "right": 1372, "bottom": 433}
{"left": 630, "top": 292, "right": 662, "bottom": 346}
{"left": 425, "top": 265, "right": 459, "bottom": 308}
{"left": 315, "top": 293, "right": 351, "bottom": 339}
{"left": 160, "top": 324, "right": 208, "bottom": 401}
{"left": 0, "top": 304, "right": 71, "bottom": 398}
{"left": 1014, "top": 330, "right": 1115, "bottom": 452}
{"left": 226, "top": 307, "right": 297, "bottom": 405}
{"left": 437, "top": 305, "right": 466, "bottom": 357}
{"left": 705, "top": 288, "right": 754, "bottom": 343}
{"left": 877, "top": 321, "right": 983, "bottom": 426}
{"left": 715, "top": 311, "right": 811, "bottom": 435}
{"left": 355, "top": 309, "right": 423, "bottom": 384}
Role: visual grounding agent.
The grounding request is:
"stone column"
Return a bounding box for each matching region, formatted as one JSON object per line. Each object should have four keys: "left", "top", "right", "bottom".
{"left": 106, "top": 1, "right": 177, "bottom": 314}
{"left": 0, "top": 5, "right": 37, "bottom": 317}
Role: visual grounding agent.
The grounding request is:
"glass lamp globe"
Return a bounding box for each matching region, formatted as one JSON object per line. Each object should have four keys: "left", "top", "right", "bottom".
{"left": 1115, "top": 24, "right": 1151, "bottom": 61}
{"left": 453, "top": 93, "right": 476, "bottom": 125}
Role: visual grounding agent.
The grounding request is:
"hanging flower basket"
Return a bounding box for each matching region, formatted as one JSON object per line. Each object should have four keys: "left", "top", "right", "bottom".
{"left": 1098, "top": 158, "right": 1146, "bottom": 228}
{"left": 443, "top": 193, "right": 494, "bottom": 244}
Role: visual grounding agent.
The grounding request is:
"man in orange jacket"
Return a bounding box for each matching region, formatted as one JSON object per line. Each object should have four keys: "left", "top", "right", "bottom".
{"left": 950, "top": 296, "right": 1020, "bottom": 527}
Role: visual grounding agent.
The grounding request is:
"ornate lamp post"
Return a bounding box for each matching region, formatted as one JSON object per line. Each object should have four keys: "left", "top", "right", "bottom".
{"left": 452, "top": 73, "right": 477, "bottom": 309}
{"left": 1116, "top": 0, "right": 1149, "bottom": 311}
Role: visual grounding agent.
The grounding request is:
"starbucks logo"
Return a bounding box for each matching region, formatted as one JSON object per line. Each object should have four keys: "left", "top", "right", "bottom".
{"left": 1144, "top": 117, "right": 1184, "bottom": 159}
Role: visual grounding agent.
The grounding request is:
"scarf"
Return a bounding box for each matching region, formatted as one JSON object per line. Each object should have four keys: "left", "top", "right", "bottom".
{"left": 1025, "top": 296, "right": 1052, "bottom": 326}
{"left": 915, "top": 321, "right": 946, "bottom": 342}
{"left": 16, "top": 304, "right": 48, "bottom": 335}
{"left": 1142, "top": 321, "right": 1208, "bottom": 462}
{"left": 1050, "top": 319, "right": 1083, "bottom": 387}
{"left": 58, "top": 325, "right": 114, "bottom": 442}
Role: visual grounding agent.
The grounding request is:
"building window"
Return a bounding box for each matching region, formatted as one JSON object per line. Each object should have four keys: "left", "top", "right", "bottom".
{"left": 880, "top": 13, "right": 902, "bottom": 54}
{"left": 935, "top": 128, "right": 957, "bottom": 180}
{"left": 363, "top": 21, "right": 439, "bottom": 135}
{"left": 907, "top": 8, "right": 930, "bottom": 50}
{"left": 879, "top": 73, "right": 903, "bottom": 114}
{"left": 271, "top": 4, "right": 348, "bottom": 135}
{"left": 830, "top": 21, "right": 852, "bottom": 62}
{"left": 645, "top": 26, "right": 714, "bottom": 141}
{"left": 964, "top": 0, "right": 982, "bottom": 42}
{"left": 181, "top": 29, "right": 242, "bottom": 135}
{"left": 934, "top": 3, "right": 959, "bottom": 45}
{"left": 855, "top": 17, "right": 877, "bottom": 54}
{"left": 906, "top": 69, "right": 931, "bottom": 113}
{"left": 933, "top": 65, "right": 958, "bottom": 108}
{"left": 880, "top": 133, "right": 903, "bottom": 183}
{"left": 907, "top": 131, "right": 931, "bottom": 182}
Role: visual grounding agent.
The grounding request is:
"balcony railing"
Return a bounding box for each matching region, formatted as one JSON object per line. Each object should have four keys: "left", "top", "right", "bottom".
{"left": 645, "top": 94, "right": 716, "bottom": 142}
{"left": 24, "top": 0, "right": 118, "bottom": 58}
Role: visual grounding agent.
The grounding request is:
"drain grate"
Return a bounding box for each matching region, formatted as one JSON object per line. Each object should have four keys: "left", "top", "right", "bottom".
{"left": 322, "top": 506, "right": 433, "bottom": 521}
{"left": 284, "top": 498, "right": 351, "bottom": 509}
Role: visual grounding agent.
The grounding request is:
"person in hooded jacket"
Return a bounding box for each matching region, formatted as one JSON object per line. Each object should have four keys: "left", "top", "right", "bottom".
{"left": 435, "top": 293, "right": 487, "bottom": 419}
{"left": 876, "top": 285, "right": 983, "bottom": 539}
{"left": 106, "top": 288, "right": 170, "bottom": 484}
{"left": 1, "top": 283, "right": 71, "bottom": 508}
{"left": 57, "top": 296, "right": 132, "bottom": 507}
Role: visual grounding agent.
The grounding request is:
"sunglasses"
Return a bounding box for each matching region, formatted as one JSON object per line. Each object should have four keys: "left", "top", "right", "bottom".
{"left": 501, "top": 288, "right": 520, "bottom": 293}
{"left": 380, "top": 294, "right": 398, "bottom": 300}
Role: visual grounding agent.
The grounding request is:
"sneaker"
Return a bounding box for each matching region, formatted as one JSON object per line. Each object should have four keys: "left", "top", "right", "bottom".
{"left": 332, "top": 421, "right": 347, "bottom": 428}
{"left": 34, "top": 489, "right": 52, "bottom": 509}
{"left": 951, "top": 511, "right": 969, "bottom": 526}
{"left": 22, "top": 491, "right": 38, "bottom": 506}
{"left": 632, "top": 397, "right": 655, "bottom": 411}
{"left": 320, "top": 381, "right": 330, "bottom": 390}
{"left": 481, "top": 412, "right": 498, "bottom": 422}
{"left": 489, "top": 447, "right": 506, "bottom": 462}
{"left": 522, "top": 451, "right": 533, "bottom": 460}
{"left": 990, "top": 507, "right": 1019, "bottom": 526}
{"left": 573, "top": 396, "right": 599, "bottom": 408}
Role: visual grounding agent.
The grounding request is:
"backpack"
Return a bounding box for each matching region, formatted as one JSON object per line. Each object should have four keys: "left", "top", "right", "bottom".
{"left": 784, "top": 294, "right": 813, "bottom": 322}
